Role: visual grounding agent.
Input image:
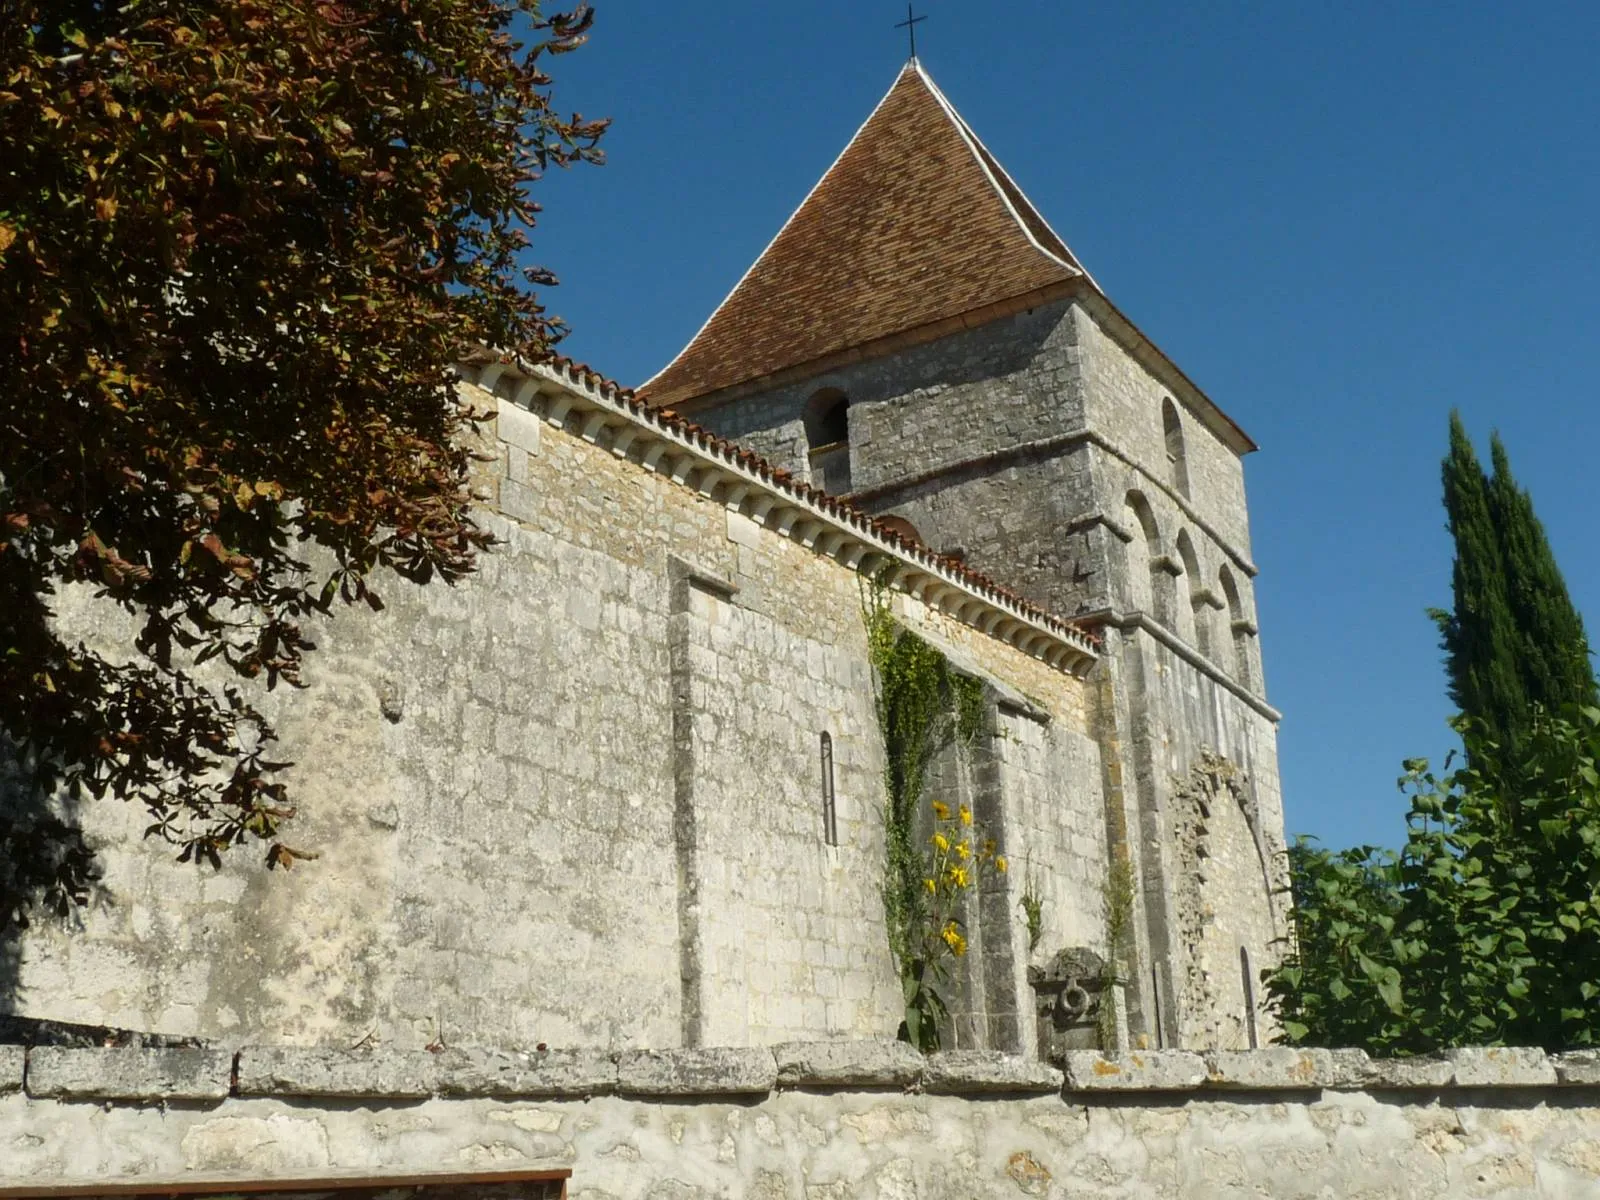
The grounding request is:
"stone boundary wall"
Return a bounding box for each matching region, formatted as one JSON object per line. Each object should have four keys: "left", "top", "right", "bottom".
{"left": 6, "top": 1042, "right": 1600, "bottom": 1103}
{"left": 6, "top": 1044, "right": 1600, "bottom": 1196}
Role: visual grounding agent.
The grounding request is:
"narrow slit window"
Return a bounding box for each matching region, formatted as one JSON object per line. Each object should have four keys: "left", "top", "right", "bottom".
{"left": 820, "top": 732, "right": 838, "bottom": 846}
{"left": 1163, "top": 398, "right": 1190, "bottom": 499}
{"left": 1240, "top": 945, "right": 1259, "bottom": 1049}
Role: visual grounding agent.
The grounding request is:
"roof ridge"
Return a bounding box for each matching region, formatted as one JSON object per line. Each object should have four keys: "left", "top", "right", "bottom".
{"left": 909, "top": 61, "right": 1095, "bottom": 288}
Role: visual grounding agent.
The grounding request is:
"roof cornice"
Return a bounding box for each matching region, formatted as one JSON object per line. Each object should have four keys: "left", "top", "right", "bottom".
{"left": 458, "top": 353, "right": 1100, "bottom": 676}
{"left": 1074, "top": 289, "right": 1257, "bottom": 456}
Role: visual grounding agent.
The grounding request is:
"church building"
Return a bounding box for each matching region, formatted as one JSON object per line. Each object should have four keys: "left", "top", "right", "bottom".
{"left": 1, "top": 58, "right": 1296, "bottom": 1190}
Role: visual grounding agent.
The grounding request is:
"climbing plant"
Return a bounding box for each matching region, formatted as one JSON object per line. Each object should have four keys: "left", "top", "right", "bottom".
{"left": 862, "top": 578, "right": 1001, "bottom": 1050}
{"left": 1097, "top": 855, "right": 1135, "bottom": 1050}
{"left": 1018, "top": 854, "right": 1044, "bottom": 953}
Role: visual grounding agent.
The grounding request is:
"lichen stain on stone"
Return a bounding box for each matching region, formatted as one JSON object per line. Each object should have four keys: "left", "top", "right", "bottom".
{"left": 488, "top": 1107, "right": 562, "bottom": 1133}
{"left": 179, "top": 1114, "right": 329, "bottom": 1172}
{"left": 456, "top": 1141, "right": 527, "bottom": 1165}
{"left": 1006, "top": 1150, "right": 1052, "bottom": 1195}
{"left": 873, "top": 1158, "right": 916, "bottom": 1200}
{"left": 1093, "top": 1058, "right": 1122, "bottom": 1076}
{"left": 1024, "top": 1108, "right": 1089, "bottom": 1144}
{"left": 840, "top": 1106, "right": 932, "bottom": 1140}
{"left": 1468, "top": 1151, "right": 1536, "bottom": 1195}
{"left": 1555, "top": 1138, "right": 1600, "bottom": 1175}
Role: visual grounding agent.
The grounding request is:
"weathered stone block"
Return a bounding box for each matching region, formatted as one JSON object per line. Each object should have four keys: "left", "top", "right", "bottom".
{"left": 497, "top": 398, "right": 543, "bottom": 455}
{"left": 1203, "top": 1047, "right": 1375, "bottom": 1090}
{"left": 235, "top": 1048, "right": 437, "bottom": 1098}
{"left": 1551, "top": 1051, "right": 1600, "bottom": 1085}
{"left": 1363, "top": 1056, "right": 1453, "bottom": 1088}
{"left": 498, "top": 477, "right": 541, "bottom": 526}
{"left": 774, "top": 1040, "right": 923, "bottom": 1088}
{"left": 435, "top": 1047, "right": 617, "bottom": 1097}
{"left": 1064, "top": 1050, "right": 1205, "bottom": 1092}
{"left": 726, "top": 510, "right": 763, "bottom": 549}
{"left": 923, "top": 1051, "right": 1062, "bottom": 1094}
{"left": 1205, "top": 1048, "right": 1325, "bottom": 1090}
{"left": 0, "top": 1045, "right": 24, "bottom": 1094}
{"left": 1446, "top": 1046, "right": 1556, "bottom": 1087}
{"left": 616, "top": 1047, "right": 777, "bottom": 1096}
{"left": 27, "top": 1047, "right": 232, "bottom": 1101}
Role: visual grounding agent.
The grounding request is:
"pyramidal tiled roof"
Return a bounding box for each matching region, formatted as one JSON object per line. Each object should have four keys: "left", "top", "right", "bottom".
{"left": 640, "top": 60, "right": 1097, "bottom": 408}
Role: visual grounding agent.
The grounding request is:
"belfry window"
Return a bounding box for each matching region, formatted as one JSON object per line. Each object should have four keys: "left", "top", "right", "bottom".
{"left": 804, "top": 388, "right": 852, "bottom": 494}
{"left": 1162, "top": 398, "right": 1190, "bottom": 500}
{"left": 820, "top": 731, "right": 838, "bottom": 846}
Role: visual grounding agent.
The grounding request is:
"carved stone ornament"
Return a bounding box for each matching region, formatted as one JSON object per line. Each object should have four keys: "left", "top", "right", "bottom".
{"left": 1028, "top": 947, "right": 1109, "bottom": 1060}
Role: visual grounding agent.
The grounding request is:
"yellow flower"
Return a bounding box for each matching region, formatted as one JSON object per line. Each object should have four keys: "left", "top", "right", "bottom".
{"left": 931, "top": 800, "right": 950, "bottom": 820}
{"left": 947, "top": 865, "right": 970, "bottom": 888}
{"left": 995, "top": 856, "right": 1008, "bottom": 874}
{"left": 959, "top": 805, "right": 973, "bottom": 826}
{"left": 924, "top": 877, "right": 937, "bottom": 894}
{"left": 932, "top": 832, "right": 949, "bottom": 852}
{"left": 941, "top": 921, "right": 967, "bottom": 956}
{"left": 955, "top": 841, "right": 971, "bottom": 861}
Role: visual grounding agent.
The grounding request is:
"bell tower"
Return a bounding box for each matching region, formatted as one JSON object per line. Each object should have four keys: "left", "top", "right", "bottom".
{"left": 641, "top": 60, "right": 1287, "bottom": 1050}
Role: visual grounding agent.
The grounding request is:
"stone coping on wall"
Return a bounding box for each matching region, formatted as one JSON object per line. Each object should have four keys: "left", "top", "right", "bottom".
{"left": 5, "top": 1042, "right": 1598, "bottom": 1104}
{"left": 459, "top": 354, "right": 1099, "bottom": 676}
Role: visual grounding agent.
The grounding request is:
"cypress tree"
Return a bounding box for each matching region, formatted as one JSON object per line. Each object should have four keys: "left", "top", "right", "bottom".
{"left": 1434, "top": 412, "right": 1524, "bottom": 753}
{"left": 1486, "top": 434, "right": 1598, "bottom": 721}
{"left": 1434, "top": 413, "right": 1597, "bottom": 758}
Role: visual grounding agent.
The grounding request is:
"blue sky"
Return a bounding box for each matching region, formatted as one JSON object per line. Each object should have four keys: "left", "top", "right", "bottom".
{"left": 528, "top": 2, "right": 1600, "bottom": 851}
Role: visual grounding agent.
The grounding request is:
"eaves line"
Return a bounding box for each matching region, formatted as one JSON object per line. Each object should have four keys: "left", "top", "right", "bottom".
{"left": 459, "top": 357, "right": 1101, "bottom": 677}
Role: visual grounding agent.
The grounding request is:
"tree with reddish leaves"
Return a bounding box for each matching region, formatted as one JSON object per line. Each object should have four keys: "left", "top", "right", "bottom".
{"left": 0, "top": 2, "right": 605, "bottom": 929}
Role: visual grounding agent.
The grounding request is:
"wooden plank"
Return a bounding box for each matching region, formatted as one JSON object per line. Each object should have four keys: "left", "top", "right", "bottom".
{"left": 0, "top": 1168, "right": 570, "bottom": 1200}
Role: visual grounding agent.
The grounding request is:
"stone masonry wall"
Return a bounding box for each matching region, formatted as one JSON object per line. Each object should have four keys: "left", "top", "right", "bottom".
{"left": 4, "top": 375, "right": 1101, "bottom": 1055}
{"left": 685, "top": 300, "right": 1086, "bottom": 514}
{"left": 5, "top": 1043, "right": 1600, "bottom": 1197}
{"left": 1071, "top": 304, "right": 1253, "bottom": 564}
{"left": 679, "top": 289, "right": 1283, "bottom": 1055}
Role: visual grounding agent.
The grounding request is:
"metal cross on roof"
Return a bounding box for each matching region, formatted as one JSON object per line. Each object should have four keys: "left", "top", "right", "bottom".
{"left": 894, "top": 3, "right": 927, "bottom": 60}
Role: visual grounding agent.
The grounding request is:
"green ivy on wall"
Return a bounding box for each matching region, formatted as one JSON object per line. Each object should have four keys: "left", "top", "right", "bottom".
{"left": 862, "top": 578, "right": 999, "bottom": 1050}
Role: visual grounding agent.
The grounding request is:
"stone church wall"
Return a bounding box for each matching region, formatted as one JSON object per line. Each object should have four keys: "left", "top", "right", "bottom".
{"left": 5, "top": 1042, "right": 1600, "bottom": 1198}
{"left": 1071, "top": 304, "right": 1253, "bottom": 563}
{"left": 3, "top": 370, "right": 1103, "bottom": 1055}
{"left": 681, "top": 299, "right": 1087, "bottom": 515}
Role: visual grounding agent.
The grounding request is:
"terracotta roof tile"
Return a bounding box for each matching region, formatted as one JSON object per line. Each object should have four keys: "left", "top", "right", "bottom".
{"left": 640, "top": 62, "right": 1090, "bottom": 408}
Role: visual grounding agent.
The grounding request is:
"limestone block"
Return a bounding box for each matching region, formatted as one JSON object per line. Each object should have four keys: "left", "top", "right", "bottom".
{"left": 1446, "top": 1046, "right": 1556, "bottom": 1086}
{"left": 726, "top": 510, "right": 763, "bottom": 549}
{"left": 616, "top": 1047, "right": 777, "bottom": 1096}
{"left": 498, "top": 478, "right": 541, "bottom": 526}
{"left": 1204, "top": 1047, "right": 1375, "bottom": 1090}
{"left": 0, "top": 1045, "right": 22, "bottom": 1094}
{"left": 774, "top": 1040, "right": 924, "bottom": 1088}
{"left": 1551, "top": 1051, "right": 1600, "bottom": 1085}
{"left": 923, "top": 1051, "right": 1062, "bottom": 1094}
{"left": 1363, "top": 1056, "right": 1453, "bottom": 1088}
{"left": 1204, "top": 1048, "right": 1321, "bottom": 1090}
{"left": 235, "top": 1048, "right": 437, "bottom": 1098}
{"left": 435, "top": 1047, "right": 617, "bottom": 1097}
{"left": 27, "top": 1047, "right": 232, "bottom": 1101}
{"left": 1063, "top": 1050, "right": 1205, "bottom": 1092}
{"left": 497, "top": 398, "right": 543, "bottom": 455}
